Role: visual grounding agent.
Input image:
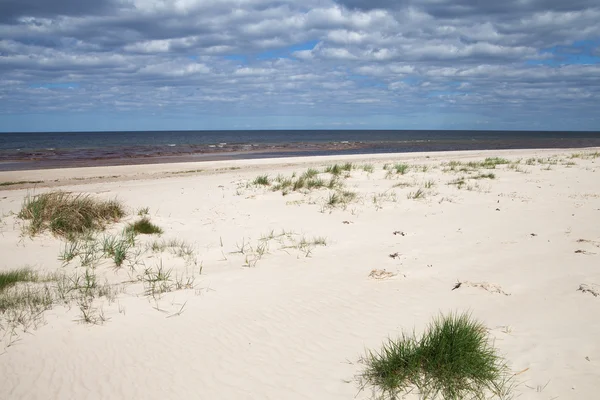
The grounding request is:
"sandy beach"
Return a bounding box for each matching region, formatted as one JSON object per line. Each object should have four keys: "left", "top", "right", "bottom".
{"left": 1, "top": 148, "right": 599, "bottom": 399}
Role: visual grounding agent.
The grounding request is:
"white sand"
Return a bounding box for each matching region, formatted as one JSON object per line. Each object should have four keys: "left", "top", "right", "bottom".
{"left": 1, "top": 148, "right": 599, "bottom": 399}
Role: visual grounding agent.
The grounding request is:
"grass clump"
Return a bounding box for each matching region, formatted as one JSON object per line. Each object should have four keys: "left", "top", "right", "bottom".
{"left": 448, "top": 178, "right": 466, "bottom": 188}
{"left": 392, "top": 163, "right": 410, "bottom": 175}
{"left": 473, "top": 173, "right": 496, "bottom": 180}
{"left": 253, "top": 174, "right": 271, "bottom": 186}
{"left": 0, "top": 268, "right": 38, "bottom": 292}
{"left": 407, "top": 189, "right": 426, "bottom": 200}
{"left": 482, "top": 158, "right": 510, "bottom": 168}
{"left": 302, "top": 168, "right": 320, "bottom": 179}
{"left": 361, "top": 312, "right": 511, "bottom": 400}
{"left": 361, "top": 164, "right": 374, "bottom": 173}
{"left": 18, "top": 191, "right": 125, "bottom": 237}
{"left": 325, "top": 164, "right": 343, "bottom": 176}
{"left": 127, "top": 217, "right": 163, "bottom": 235}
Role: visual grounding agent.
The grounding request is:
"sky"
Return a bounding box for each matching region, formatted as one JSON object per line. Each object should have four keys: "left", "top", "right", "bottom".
{"left": 0, "top": 0, "right": 599, "bottom": 132}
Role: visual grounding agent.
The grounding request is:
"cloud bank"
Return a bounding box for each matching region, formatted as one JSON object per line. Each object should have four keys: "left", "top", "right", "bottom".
{"left": 0, "top": 0, "right": 599, "bottom": 131}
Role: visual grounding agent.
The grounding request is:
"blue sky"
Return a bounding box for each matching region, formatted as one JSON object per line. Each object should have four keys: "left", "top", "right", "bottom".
{"left": 1, "top": 0, "right": 599, "bottom": 132}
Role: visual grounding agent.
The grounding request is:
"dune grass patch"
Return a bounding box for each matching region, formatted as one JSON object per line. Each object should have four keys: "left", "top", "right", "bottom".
{"left": 391, "top": 163, "right": 410, "bottom": 175}
{"left": 361, "top": 312, "right": 512, "bottom": 400}
{"left": 18, "top": 191, "right": 125, "bottom": 237}
{"left": 127, "top": 217, "right": 163, "bottom": 235}
{"left": 253, "top": 174, "right": 271, "bottom": 186}
{"left": 0, "top": 268, "right": 38, "bottom": 293}
{"left": 472, "top": 173, "right": 496, "bottom": 180}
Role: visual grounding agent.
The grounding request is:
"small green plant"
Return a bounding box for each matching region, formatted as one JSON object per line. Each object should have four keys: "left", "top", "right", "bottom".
{"left": 302, "top": 168, "right": 320, "bottom": 179}
{"left": 327, "top": 177, "right": 341, "bottom": 189}
{"left": 361, "top": 312, "right": 512, "bottom": 400}
{"left": 141, "top": 261, "right": 173, "bottom": 298}
{"left": 253, "top": 174, "right": 271, "bottom": 186}
{"left": 407, "top": 189, "right": 425, "bottom": 199}
{"left": 342, "top": 162, "right": 354, "bottom": 171}
{"left": 361, "top": 164, "right": 374, "bottom": 173}
{"left": 292, "top": 176, "right": 307, "bottom": 191}
{"left": 392, "top": 182, "right": 413, "bottom": 188}
{"left": 473, "top": 173, "right": 496, "bottom": 180}
{"left": 306, "top": 178, "right": 325, "bottom": 189}
{"left": 147, "top": 238, "right": 197, "bottom": 266}
{"left": 127, "top": 217, "right": 163, "bottom": 235}
{"left": 59, "top": 239, "right": 81, "bottom": 263}
{"left": 448, "top": 177, "right": 466, "bottom": 188}
{"left": 325, "top": 164, "right": 343, "bottom": 176}
{"left": 327, "top": 192, "right": 340, "bottom": 207}
{"left": 424, "top": 180, "right": 436, "bottom": 189}
{"left": 393, "top": 163, "right": 410, "bottom": 175}
{"left": 137, "top": 207, "right": 150, "bottom": 216}
{"left": 312, "top": 236, "right": 327, "bottom": 246}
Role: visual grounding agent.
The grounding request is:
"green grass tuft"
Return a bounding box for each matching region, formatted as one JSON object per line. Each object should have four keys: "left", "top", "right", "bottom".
{"left": 361, "top": 164, "right": 374, "bottom": 173}
{"left": 253, "top": 174, "right": 271, "bottom": 186}
{"left": 127, "top": 217, "right": 163, "bottom": 235}
{"left": 325, "top": 164, "right": 343, "bottom": 176}
{"left": 0, "top": 268, "right": 37, "bottom": 292}
{"left": 473, "top": 173, "right": 496, "bottom": 180}
{"left": 361, "top": 312, "right": 511, "bottom": 400}
{"left": 18, "top": 191, "right": 125, "bottom": 237}
{"left": 302, "top": 168, "right": 320, "bottom": 179}
{"left": 393, "top": 163, "right": 410, "bottom": 174}
{"left": 407, "top": 189, "right": 425, "bottom": 199}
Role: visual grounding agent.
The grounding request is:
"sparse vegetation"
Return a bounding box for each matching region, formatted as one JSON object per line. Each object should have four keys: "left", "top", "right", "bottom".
{"left": 0, "top": 268, "right": 38, "bottom": 292}
{"left": 448, "top": 177, "right": 466, "bottom": 188}
{"left": 361, "top": 164, "right": 374, "bottom": 173}
{"left": 424, "top": 180, "right": 436, "bottom": 189}
{"left": 325, "top": 163, "right": 353, "bottom": 176}
{"left": 473, "top": 173, "right": 496, "bottom": 180}
{"left": 570, "top": 151, "right": 600, "bottom": 159}
{"left": 392, "top": 163, "right": 410, "bottom": 175}
{"left": 302, "top": 168, "right": 320, "bottom": 179}
{"left": 407, "top": 189, "right": 425, "bottom": 200}
{"left": 0, "top": 180, "right": 43, "bottom": 187}
{"left": 253, "top": 174, "right": 271, "bottom": 186}
{"left": 482, "top": 157, "right": 510, "bottom": 167}
{"left": 360, "top": 312, "right": 512, "bottom": 400}
{"left": 137, "top": 207, "right": 150, "bottom": 216}
{"left": 18, "top": 191, "right": 125, "bottom": 237}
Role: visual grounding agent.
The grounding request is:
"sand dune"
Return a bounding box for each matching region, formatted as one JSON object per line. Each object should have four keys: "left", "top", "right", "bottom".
{"left": 1, "top": 148, "right": 599, "bottom": 399}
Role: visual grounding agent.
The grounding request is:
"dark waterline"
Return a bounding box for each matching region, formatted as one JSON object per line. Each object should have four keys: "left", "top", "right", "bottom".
{"left": 1, "top": 130, "right": 600, "bottom": 171}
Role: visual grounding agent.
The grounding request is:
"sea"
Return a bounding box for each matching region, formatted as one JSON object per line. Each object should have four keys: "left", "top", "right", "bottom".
{"left": 1, "top": 130, "right": 600, "bottom": 171}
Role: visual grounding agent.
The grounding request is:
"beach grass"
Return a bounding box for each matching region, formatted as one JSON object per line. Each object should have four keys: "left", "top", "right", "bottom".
{"left": 18, "top": 191, "right": 125, "bottom": 237}
{"left": 0, "top": 180, "right": 43, "bottom": 187}
{"left": 407, "top": 189, "right": 426, "bottom": 199}
{"left": 253, "top": 174, "right": 271, "bottom": 186}
{"left": 0, "top": 268, "right": 38, "bottom": 293}
{"left": 473, "top": 173, "right": 496, "bottom": 180}
{"left": 361, "top": 312, "right": 511, "bottom": 400}
{"left": 392, "top": 163, "right": 410, "bottom": 175}
{"left": 127, "top": 217, "right": 163, "bottom": 235}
